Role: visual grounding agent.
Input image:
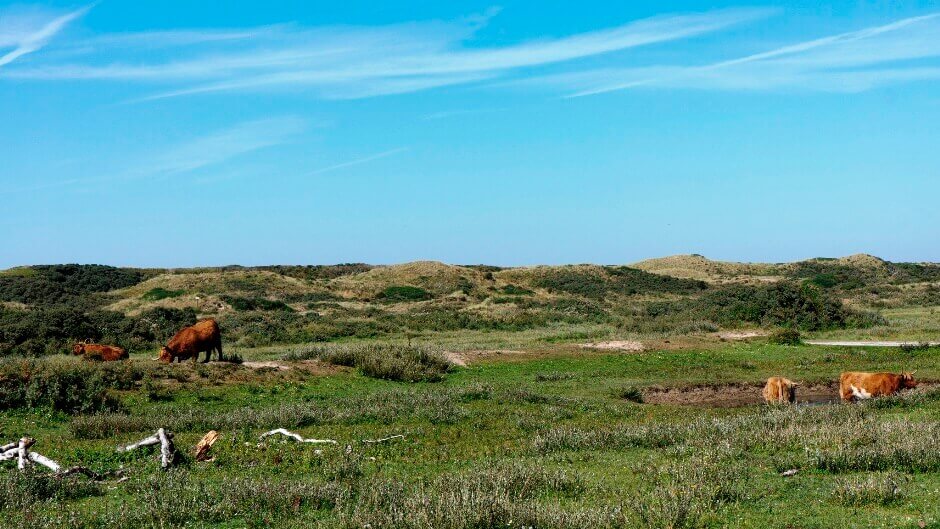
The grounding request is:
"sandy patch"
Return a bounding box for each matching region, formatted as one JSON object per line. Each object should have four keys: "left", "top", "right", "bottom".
{"left": 579, "top": 340, "right": 644, "bottom": 352}
{"left": 443, "top": 352, "right": 468, "bottom": 367}
{"left": 242, "top": 361, "right": 291, "bottom": 371}
{"left": 717, "top": 330, "right": 768, "bottom": 340}
{"left": 444, "top": 349, "right": 531, "bottom": 365}
{"left": 805, "top": 340, "right": 940, "bottom": 347}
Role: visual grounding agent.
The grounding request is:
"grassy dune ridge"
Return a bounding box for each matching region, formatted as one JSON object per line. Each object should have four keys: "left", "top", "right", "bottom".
{"left": 2, "top": 255, "right": 940, "bottom": 527}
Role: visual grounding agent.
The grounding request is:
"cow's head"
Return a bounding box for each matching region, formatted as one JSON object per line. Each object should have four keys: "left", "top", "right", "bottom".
{"left": 786, "top": 381, "right": 800, "bottom": 403}
{"left": 71, "top": 343, "right": 86, "bottom": 355}
{"left": 901, "top": 371, "right": 918, "bottom": 389}
{"left": 158, "top": 346, "right": 173, "bottom": 363}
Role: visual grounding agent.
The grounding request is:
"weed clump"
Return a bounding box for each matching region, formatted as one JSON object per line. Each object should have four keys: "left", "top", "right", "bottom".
{"left": 831, "top": 473, "right": 905, "bottom": 507}
{"left": 768, "top": 328, "right": 802, "bottom": 345}
{"left": 285, "top": 343, "right": 451, "bottom": 382}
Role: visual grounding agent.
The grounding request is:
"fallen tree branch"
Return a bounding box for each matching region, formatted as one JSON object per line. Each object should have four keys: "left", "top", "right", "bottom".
{"left": 17, "top": 438, "right": 33, "bottom": 470}
{"left": 194, "top": 430, "right": 219, "bottom": 462}
{"left": 158, "top": 428, "right": 176, "bottom": 469}
{"left": 116, "top": 429, "right": 177, "bottom": 469}
{"left": 117, "top": 433, "right": 160, "bottom": 453}
{"left": 27, "top": 451, "right": 61, "bottom": 472}
{"left": 259, "top": 428, "right": 337, "bottom": 445}
{"left": 60, "top": 466, "right": 104, "bottom": 480}
{"left": 361, "top": 434, "right": 405, "bottom": 444}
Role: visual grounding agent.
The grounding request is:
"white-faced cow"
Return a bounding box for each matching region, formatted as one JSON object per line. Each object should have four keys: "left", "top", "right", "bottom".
{"left": 839, "top": 371, "right": 917, "bottom": 402}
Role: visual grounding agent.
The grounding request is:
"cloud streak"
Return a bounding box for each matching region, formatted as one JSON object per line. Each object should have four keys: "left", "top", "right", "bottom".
{"left": 0, "top": 7, "right": 772, "bottom": 100}
{"left": 1, "top": 117, "right": 306, "bottom": 194}
{"left": 305, "top": 147, "right": 408, "bottom": 176}
{"left": 0, "top": 4, "right": 91, "bottom": 68}
{"left": 554, "top": 12, "right": 940, "bottom": 97}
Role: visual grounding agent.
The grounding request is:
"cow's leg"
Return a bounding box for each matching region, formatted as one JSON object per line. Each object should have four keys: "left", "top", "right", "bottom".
{"left": 201, "top": 348, "right": 210, "bottom": 363}
{"left": 216, "top": 341, "right": 224, "bottom": 362}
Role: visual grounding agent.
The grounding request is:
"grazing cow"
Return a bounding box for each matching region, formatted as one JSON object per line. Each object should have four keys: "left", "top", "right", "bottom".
{"left": 72, "top": 342, "right": 128, "bottom": 361}
{"left": 839, "top": 371, "right": 917, "bottom": 402}
{"left": 159, "top": 319, "right": 223, "bottom": 364}
{"left": 763, "top": 376, "right": 798, "bottom": 404}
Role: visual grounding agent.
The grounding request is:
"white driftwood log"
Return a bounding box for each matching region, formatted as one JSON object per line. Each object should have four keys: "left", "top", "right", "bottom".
{"left": 157, "top": 428, "right": 175, "bottom": 469}
{"left": 17, "top": 438, "right": 32, "bottom": 470}
{"left": 27, "top": 451, "right": 61, "bottom": 472}
{"left": 116, "top": 429, "right": 177, "bottom": 469}
{"left": 259, "top": 428, "right": 338, "bottom": 444}
{"left": 117, "top": 433, "right": 160, "bottom": 452}
{"left": 0, "top": 441, "right": 17, "bottom": 452}
{"left": 361, "top": 434, "right": 405, "bottom": 444}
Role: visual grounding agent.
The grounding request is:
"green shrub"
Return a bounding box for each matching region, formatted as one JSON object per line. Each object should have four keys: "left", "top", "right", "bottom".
{"left": 378, "top": 286, "right": 432, "bottom": 302}
{"left": 533, "top": 266, "right": 706, "bottom": 299}
{"left": 831, "top": 473, "right": 905, "bottom": 506}
{"left": 141, "top": 287, "right": 184, "bottom": 301}
{"left": 0, "top": 469, "right": 101, "bottom": 512}
{"left": 615, "top": 386, "right": 644, "bottom": 403}
{"left": 500, "top": 284, "right": 534, "bottom": 296}
{"left": 0, "top": 358, "right": 128, "bottom": 413}
{"left": 768, "top": 328, "right": 802, "bottom": 345}
{"left": 221, "top": 295, "right": 294, "bottom": 312}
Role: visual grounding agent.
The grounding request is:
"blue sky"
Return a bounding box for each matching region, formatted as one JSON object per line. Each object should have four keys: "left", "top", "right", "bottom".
{"left": 1, "top": 1, "right": 938, "bottom": 268}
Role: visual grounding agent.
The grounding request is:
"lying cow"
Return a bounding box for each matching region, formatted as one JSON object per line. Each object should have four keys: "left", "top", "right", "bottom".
{"left": 72, "top": 342, "right": 128, "bottom": 361}
{"left": 159, "top": 319, "right": 223, "bottom": 363}
{"left": 839, "top": 371, "right": 917, "bottom": 402}
{"left": 763, "top": 376, "right": 798, "bottom": 404}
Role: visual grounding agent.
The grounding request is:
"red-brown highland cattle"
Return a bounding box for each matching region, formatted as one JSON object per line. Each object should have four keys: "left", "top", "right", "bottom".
{"left": 72, "top": 342, "right": 128, "bottom": 361}
{"left": 159, "top": 319, "right": 223, "bottom": 363}
{"left": 839, "top": 371, "right": 917, "bottom": 401}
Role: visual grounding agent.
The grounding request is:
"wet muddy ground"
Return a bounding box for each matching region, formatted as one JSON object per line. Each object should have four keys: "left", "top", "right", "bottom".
{"left": 643, "top": 383, "right": 841, "bottom": 407}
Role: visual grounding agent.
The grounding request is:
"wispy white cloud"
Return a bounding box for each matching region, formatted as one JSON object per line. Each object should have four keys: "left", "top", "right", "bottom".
{"left": 0, "top": 4, "right": 91, "bottom": 68}
{"left": 305, "top": 147, "right": 408, "bottom": 176}
{"left": 546, "top": 12, "right": 940, "bottom": 97}
{"left": 0, "top": 7, "right": 772, "bottom": 100}
{"left": 1, "top": 117, "right": 306, "bottom": 194}
{"left": 139, "top": 116, "right": 307, "bottom": 176}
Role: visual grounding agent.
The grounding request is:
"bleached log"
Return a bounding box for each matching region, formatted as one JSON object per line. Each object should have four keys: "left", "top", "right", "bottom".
{"left": 27, "top": 452, "right": 61, "bottom": 472}
{"left": 0, "top": 447, "right": 18, "bottom": 461}
{"left": 17, "top": 438, "right": 33, "bottom": 471}
{"left": 158, "top": 428, "right": 176, "bottom": 469}
{"left": 361, "top": 434, "right": 405, "bottom": 444}
{"left": 115, "top": 429, "right": 177, "bottom": 469}
{"left": 194, "top": 430, "right": 220, "bottom": 462}
{"left": 259, "top": 428, "right": 337, "bottom": 444}
{"left": 117, "top": 433, "right": 160, "bottom": 452}
{"left": 0, "top": 441, "right": 17, "bottom": 452}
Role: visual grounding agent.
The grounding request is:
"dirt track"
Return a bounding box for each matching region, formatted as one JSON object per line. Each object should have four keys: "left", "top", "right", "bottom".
{"left": 805, "top": 340, "right": 940, "bottom": 347}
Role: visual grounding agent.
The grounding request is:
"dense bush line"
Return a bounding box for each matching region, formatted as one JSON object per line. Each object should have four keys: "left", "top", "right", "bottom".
{"left": 0, "top": 305, "right": 196, "bottom": 356}
{"left": 0, "top": 264, "right": 147, "bottom": 306}
{"left": 533, "top": 266, "right": 707, "bottom": 298}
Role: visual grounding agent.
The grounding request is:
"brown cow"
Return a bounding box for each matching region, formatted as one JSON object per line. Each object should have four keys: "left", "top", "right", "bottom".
{"left": 763, "top": 376, "right": 798, "bottom": 404}
{"left": 159, "top": 319, "right": 223, "bottom": 363}
{"left": 839, "top": 371, "right": 917, "bottom": 402}
{"left": 72, "top": 342, "right": 128, "bottom": 361}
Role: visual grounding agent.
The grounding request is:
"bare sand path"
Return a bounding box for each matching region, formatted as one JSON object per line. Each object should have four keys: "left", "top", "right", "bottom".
{"left": 805, "top": 340, "right": 940, "bottom": 347}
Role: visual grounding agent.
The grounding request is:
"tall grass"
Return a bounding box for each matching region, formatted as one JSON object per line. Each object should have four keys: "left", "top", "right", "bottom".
{"left": 284, "top": 343, "right": 452, "bottom": 382}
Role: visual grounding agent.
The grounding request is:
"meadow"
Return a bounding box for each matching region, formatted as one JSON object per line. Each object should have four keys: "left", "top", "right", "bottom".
{"left": 2, "top": 255, "right": 940, "bottom": 528}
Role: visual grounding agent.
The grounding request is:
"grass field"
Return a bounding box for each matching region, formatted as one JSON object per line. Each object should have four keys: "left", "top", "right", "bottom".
{"left": 3, "top": 257, "right": 940, "bottom": 527}
{"left": 3, "top": 335, "right": 940, "bottom": 528}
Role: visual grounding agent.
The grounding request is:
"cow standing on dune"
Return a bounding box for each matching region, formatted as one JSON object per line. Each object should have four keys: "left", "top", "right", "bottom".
{"left": 763, "top": 376, "right": 798, "bottom": 404}
{"left": 839, "top": 371, "right": 917, "bottom": 401}
{"left": 72, "top": 342, "right": 128, "bottom": 361}
{"left": 159, "top": 319, "right": 223, "bottom": 363}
